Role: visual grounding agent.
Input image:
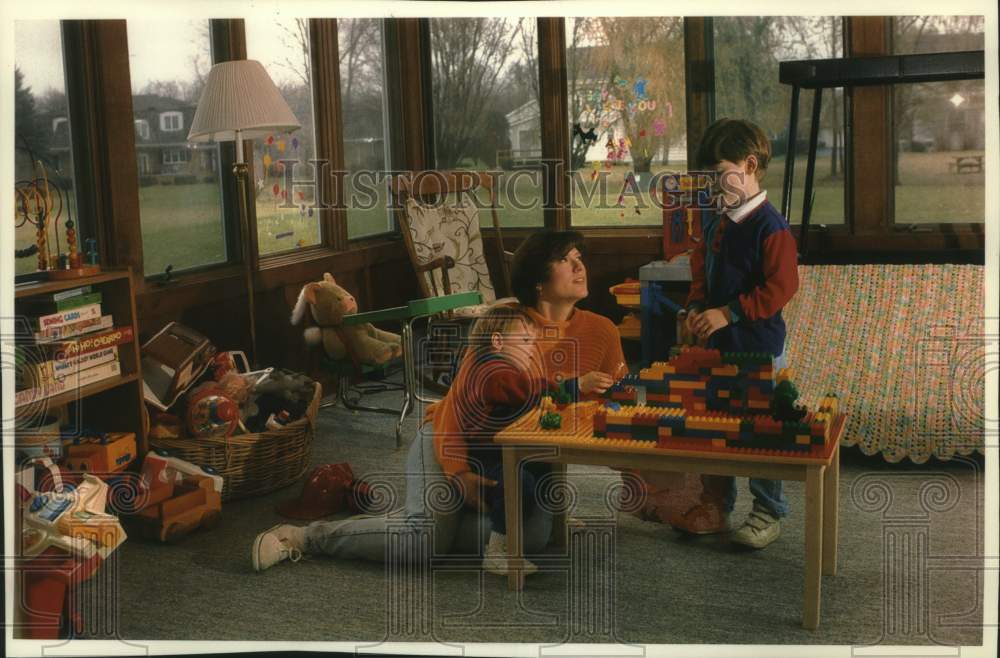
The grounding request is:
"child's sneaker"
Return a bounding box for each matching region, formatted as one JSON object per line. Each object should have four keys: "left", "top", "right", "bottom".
{"left": 252, "top": 524, "right": 306, "bottom": 571}
{"left": 482, "top": 531, "right": 538, "bottom": 576}
{"left": 731, "top": 503, "right": 781, "bottom": 549}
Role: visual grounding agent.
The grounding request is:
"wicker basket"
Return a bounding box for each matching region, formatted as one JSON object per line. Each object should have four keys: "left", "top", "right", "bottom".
{"left": 149, "top": 382, "right": 322, "bottom": 501}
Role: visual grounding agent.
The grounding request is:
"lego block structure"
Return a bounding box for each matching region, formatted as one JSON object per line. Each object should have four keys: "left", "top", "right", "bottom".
{"left": 595, "top": 347, "right": 839, "bottom": 455}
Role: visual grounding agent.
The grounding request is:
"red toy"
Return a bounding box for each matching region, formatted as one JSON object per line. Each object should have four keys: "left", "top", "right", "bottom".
{"left": 124, "top": 451, "right": 222, "bottom": 542}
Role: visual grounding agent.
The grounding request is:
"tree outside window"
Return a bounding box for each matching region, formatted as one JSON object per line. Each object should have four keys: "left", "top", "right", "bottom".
{"left": 891, "top": 15, "right": 984, "bottom": 224}
{"left": 14, "top": 21, "right": 79, "bottom": 276}
{"left": 429, "top": 17, "right": 544, "bottom": 227}
{"left": 566, "top": 17, "right": 687, "bottom": 227}
{"left": 714, "top": 16, "right": 845, "bottom": 226}
{"left": 127, "top": 19, "right": 227, "bottom": 277}
{"left": 246, "top": 17, "right": 321, "bottom": 255}
{"left": 340, "top": 18, "right": 395, "bottom": 239}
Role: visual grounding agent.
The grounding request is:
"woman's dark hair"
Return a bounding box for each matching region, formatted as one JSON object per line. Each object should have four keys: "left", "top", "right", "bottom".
{"left": 510, "top": 230, "right": 587, "bottom": 307}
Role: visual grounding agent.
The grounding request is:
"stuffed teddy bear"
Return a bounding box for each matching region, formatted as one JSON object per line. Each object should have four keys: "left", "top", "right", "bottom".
{"left": 291, "top": 273, "right": 402, "bottom": 365}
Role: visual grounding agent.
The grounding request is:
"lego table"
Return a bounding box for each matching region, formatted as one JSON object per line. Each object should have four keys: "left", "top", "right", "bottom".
{"left": 495, "top": 404, "right": 846, "bottom": 630}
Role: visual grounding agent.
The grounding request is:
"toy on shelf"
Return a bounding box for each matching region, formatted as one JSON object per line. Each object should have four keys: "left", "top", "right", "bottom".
{"left": 61, "top": 431, "right": 137, "bottom": 475}
{"left": 14, "top": 161, "right": 101, "bottom": 279}
{"left": 123, "top": 450, "right": 222, "bottom": 542}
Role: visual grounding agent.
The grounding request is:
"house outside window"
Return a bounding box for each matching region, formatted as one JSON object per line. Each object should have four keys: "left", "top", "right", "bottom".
{"left": 135, "top": 119, "right": 150, "bottom": 140}
{"left": 159, "top": 110, "right": 183, "bottom": 132}
{"left": 52, "top": 116, "right": 68, "bottom": 134}
{"left": 137, "top": 152, "right": 151, "bottom": 175}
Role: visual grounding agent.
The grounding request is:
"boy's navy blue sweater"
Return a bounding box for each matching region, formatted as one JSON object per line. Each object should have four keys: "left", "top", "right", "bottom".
{"left": 687, "top": 198, "right": 799, "bottom": 358}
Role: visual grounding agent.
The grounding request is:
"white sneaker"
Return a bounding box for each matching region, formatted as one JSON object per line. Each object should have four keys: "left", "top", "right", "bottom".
{"left": 731, "top": 504, "right": 781, "bottom": 549}
{"left": 252, "top": 524, "right": 306, "bottom": 572}
{"left": 482, "top": 531, "right": 539, "bottom": 576}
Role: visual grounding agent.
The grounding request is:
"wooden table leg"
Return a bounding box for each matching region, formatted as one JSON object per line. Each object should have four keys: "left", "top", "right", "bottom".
{"left": 803, "top": 465, "right": 825, "bottom": 630}
{"left": 822, "top": 445, "right": 839, "bottom": 576}
{"left": 549, "top": 462, "right": 568, "bottom": 550}
{"left": 502, "top": 446, "right": 525, "bottom": 591}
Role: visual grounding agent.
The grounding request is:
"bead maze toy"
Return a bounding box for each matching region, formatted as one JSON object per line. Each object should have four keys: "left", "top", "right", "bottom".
{"left": 538, "top": 347, "right": 839, "bottom": 457}
{"left": 14, "top": 161, "right": 101, "bottom": 279}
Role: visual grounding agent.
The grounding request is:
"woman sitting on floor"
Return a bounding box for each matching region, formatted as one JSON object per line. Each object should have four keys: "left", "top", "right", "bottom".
{"left": 252, "top": 230, "right": 626, "bottom": 571}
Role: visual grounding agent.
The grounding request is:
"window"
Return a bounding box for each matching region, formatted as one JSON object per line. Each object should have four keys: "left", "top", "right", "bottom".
{"left": 159, "top": 110, "right": 184, "bottom": 132}
{"left": 162, "top": 149, "right": 189, "bottom": 165}
{"left": 245, "top": 17, "right": 321, "bottom": 255}
{"left": 14, "top": 21, "right": 80, "bottom": 277}
{"left": 714, "top": 16, "right": 845, "bottom": 226}
{"left": 890, "top": 16, "right": 984, "bottom": 224}
{"left": 340, "top": 18, "right": 394, "bottom": 239}
{"left": 134, "top": 119, "right": 150, "bottom": 140}
{"left": 566, "top": 17, "right": 686, "bottom": 227}
{"left": 127, "top": 19, "right": 227, "bottom": 277}
{"left": 430, "top": 17, "right": 544, "bottom": 227}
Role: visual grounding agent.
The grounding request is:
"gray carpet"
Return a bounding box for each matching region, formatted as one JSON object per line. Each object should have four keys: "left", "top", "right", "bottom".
{"left": 85, "top": 379, "right": 985, "bottom": 647}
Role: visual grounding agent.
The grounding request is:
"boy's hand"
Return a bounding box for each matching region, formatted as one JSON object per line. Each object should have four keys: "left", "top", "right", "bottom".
{"left": 691, "top": 307, "right": 730, "bottom": 339}
{"left": 681, "top": 310, "right": 700, "bottom": 345}
{"left": 579, "top": 371, "right": 615, "bottom": 394}
{"left": 453, "top": 471, "right": 496, "bottom": 513}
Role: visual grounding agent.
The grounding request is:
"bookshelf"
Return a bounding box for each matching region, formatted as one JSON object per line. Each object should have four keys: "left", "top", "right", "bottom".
{"left": 14, "top": 268, "right": 147, "bottom": 457}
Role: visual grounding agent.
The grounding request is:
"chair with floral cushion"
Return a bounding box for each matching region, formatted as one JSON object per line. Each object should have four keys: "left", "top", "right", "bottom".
{"left": 391, "top": 171, "right": 519, "bottom": 389}
{"left": 392, "top": 170, "right": 515, "bottom": 314}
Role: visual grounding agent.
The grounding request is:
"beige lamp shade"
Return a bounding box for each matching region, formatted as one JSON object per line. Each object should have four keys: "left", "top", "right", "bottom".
{"left": 187, "top": 59, "right": 300, "bottom": 143}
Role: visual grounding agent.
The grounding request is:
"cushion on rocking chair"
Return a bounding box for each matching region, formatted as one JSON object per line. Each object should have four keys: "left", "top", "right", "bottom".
{"left": 404, "top": 197, "right": 499, "bottom": 309}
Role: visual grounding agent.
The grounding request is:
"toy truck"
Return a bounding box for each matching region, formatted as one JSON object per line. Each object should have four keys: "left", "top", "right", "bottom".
{"left": 124, "top": 450, "right": 222, "bottom": 542}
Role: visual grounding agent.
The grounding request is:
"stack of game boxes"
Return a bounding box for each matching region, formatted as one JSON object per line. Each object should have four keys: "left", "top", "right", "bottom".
{"left": 15, "top": 284, "right": 134, "bottom": 406}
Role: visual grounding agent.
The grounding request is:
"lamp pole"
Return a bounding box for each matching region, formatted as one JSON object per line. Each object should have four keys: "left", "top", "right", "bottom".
{"left": 233, "top": 130, "right": 258, "bottom": 368}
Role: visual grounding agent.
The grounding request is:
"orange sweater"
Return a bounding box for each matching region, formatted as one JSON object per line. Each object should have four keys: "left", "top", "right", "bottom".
{"left": 431, "top": 306, "right": 625, "bottom": 477}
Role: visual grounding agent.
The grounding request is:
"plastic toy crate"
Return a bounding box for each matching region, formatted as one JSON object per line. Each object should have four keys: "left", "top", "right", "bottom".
{"left": 609, "top": 280, "right": 641, "bottom": 307}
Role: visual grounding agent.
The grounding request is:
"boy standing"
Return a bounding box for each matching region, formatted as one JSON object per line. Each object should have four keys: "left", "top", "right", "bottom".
{"left": 675, "top": 118, "right": 799, "bottom": 549}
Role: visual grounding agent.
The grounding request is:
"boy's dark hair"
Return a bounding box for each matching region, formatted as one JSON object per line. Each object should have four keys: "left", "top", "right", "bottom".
{"left": 696, "top": 118, "right": 772, "bottom": 180}
{"left": 510, "top": 230, "right": 587, "bottom": 308}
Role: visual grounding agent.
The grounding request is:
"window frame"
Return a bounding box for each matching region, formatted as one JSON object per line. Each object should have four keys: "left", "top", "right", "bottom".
{"left": 134, "top": 118, "right": 150, "bottom": 140}
{"left": 159, "top": 110, "right": 184, "bottom": 132}
{"left": 66, "top": 14, "right": 982, "bottom": 303}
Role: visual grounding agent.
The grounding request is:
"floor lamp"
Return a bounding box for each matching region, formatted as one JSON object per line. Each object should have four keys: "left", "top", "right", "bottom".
{"left": 187, "top": 60, "right": 300, "bottom": 367}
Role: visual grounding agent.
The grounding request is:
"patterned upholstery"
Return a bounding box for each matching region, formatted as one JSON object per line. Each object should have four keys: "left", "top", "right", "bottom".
{"left": 782, "top": 264, "right": 985, "bottom": 463}
{"left": 404, "top": 196, "right": 511, "bottom": 316}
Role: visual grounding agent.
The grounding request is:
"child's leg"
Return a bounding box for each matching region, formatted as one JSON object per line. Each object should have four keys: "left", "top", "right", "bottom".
{"left": 483, "top": 461, "right": 540, "bottom": 535}
{"left": 748, "top": 479, "right": 789, "bottom": 518}
{"left": 701, "top": 474, "right": 738, "bottom": 513}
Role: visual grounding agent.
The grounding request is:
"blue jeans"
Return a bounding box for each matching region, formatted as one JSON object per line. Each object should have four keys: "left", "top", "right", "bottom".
{"left": 471, "top": 453, "right": 550, "bottom": 536}
{"left": 303, "top": 424, "right": 554, "bottom": 561}
{"left": 708, "top": 348, "right": 790, "bottom": 519}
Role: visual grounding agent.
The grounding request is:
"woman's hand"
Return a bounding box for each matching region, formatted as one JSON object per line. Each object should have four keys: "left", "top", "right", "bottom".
{"left": 579, "top": 371, "right": 615, "bottom": 395}
{"left": 691, "top": 307, "right": 730, "bottom": 340}
{"left": 453, "top": 471, "right": 496, "bottom": 513}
